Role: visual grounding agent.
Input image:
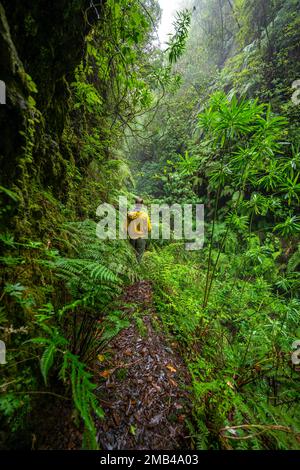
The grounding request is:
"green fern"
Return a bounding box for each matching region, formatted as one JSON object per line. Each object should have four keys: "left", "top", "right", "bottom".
{"left": 40, "top": 343, "right": 56, "bottom": 385}
{"left": 31, "top": 328, "right": 104, "bottom": 449}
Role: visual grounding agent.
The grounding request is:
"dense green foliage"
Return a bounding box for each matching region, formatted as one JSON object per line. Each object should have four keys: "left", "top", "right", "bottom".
{"left": 130, "top": 0, "right": 300, "bottom": 450}
{"left": 144, "top": 242, "right": 300, "bottom": 449}
{"left": 1, "top": 0, "right": 300, "bottom": 450}
{"left": 0, "top": 0, "right": 161, "bottom": 449}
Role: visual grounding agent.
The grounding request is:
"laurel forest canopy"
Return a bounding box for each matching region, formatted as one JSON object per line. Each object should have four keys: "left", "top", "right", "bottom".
{"left": 0, "top": 0, "right": 300, "bottom": 451}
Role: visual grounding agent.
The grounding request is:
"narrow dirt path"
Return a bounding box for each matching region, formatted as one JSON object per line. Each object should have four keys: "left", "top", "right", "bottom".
{"left": 32, "top": 280, "right": 192, "bottom": 450}
{"left": 95, "top": 280, "right": 192, "bottom": 450}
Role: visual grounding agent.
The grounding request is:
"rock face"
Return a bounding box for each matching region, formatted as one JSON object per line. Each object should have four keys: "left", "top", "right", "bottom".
{"left": 0, "top": 2, "right": 29, "bottom": 189}
{"left": 0, "top": 1, "right": 99, "bottom": 233}
{"left": 3, "top": 1, "right": 93, "bottom": 130}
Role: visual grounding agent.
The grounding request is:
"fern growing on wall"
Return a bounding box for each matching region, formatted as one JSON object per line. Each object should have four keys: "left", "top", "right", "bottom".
{"left": 0, "top": 218, "right": 138, "bottom": 448}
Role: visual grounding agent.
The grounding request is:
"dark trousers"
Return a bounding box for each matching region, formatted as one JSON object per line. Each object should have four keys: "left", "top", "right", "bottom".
{"left": 130, "top": 238, "right": 147, "bottom": 263}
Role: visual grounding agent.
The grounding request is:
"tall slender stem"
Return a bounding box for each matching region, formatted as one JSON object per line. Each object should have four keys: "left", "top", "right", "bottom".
{"left": 203, "top": 184, "right": 221, "bottom": 308}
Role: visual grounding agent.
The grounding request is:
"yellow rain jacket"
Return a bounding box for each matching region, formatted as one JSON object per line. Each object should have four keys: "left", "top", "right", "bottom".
{"left": 126, "top": 210, "right": 152, "bottom": 239}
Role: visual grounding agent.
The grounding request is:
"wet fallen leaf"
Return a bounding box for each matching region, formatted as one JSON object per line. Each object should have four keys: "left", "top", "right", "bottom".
{"left": 113, "top": 413, "right": 121, "bottom": 426}
{"left": 174, "top": 403, "right": 183, "bottom": 410}
{"left": 149, "top": 414, "right": 163, "bottom": 426}
{"left": 100, "top": 369, "right": 111, "bottom": 378}
{"left": 152, "top": 383, "right": 162, "bottom": 392}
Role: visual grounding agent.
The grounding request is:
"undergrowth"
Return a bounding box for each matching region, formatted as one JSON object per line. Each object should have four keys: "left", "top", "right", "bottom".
{"left": 0, "top": 220, "right": 139, "bottom": 449}
{"left": 143, "top": 242, "right": 300, "bottom": 450}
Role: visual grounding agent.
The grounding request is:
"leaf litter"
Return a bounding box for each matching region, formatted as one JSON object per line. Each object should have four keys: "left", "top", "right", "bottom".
{"left": 95, "top": 280, "right": 192, "bottom": 450}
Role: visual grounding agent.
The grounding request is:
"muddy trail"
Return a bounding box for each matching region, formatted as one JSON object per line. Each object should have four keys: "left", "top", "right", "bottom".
{"left": 31, "top": 280, "right": 192, "bottom": 450}
{"left": 95, "top": 280, "right": 192, "bottom": 450}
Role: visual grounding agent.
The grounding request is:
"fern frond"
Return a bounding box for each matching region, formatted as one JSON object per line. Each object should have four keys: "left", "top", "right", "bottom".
{"left": 40, "top": 343, "right": 56, "bottom": 385}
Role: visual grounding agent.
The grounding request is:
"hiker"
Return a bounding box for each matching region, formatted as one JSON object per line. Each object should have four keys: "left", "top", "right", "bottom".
{"left": 126, "top": 197, "right": 151, "bottom": 263}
